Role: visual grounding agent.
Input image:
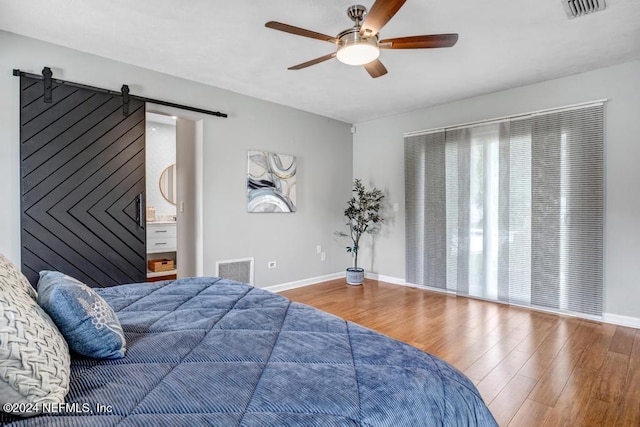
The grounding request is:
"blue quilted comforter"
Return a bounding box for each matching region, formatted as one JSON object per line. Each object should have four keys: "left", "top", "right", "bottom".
{"left": 6, "top": 277, "right": 497, "bottom": 426}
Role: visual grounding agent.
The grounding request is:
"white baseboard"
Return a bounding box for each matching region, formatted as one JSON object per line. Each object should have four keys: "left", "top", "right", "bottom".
{"left": 263, "top": 271, "right": 640, "bottom": 329}
{"left": 365, "top": 272, "right": 406, "bottom": 286}
{"left": 365, "top": 272, "right": 455, "bottom": 295}
{"left": 264, "top": 272, "right": 345, "bottom": 293}
{"left": 366, "top": 273, "right": 640, "bottom": 329}
{"left": 603, "top": 313, "right": 640, "bottom": 329}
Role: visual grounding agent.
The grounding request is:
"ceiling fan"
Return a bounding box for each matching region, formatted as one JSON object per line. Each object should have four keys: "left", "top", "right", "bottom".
{"left": 265, "top": 0, "right": 458, "bottom": 78}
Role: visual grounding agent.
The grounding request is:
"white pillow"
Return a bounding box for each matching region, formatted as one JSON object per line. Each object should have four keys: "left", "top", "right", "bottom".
{"left": 0, "top": 254, "right": 70, "bottom": 417}
{"left": 0, "top": 253, "right": 37, "bottom": 300}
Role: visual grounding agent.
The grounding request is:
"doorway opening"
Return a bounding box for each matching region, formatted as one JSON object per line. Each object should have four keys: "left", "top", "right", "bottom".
{"left": 145, "top": 107, "right": 204, "bottom": 280}
{"left": 145, "top": 112, "right": 177, "bottom": 280}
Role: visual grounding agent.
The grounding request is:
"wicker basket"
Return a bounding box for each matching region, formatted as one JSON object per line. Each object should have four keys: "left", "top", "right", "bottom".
{"left": 147, "top": 259, "right": 175, "bottom": 272}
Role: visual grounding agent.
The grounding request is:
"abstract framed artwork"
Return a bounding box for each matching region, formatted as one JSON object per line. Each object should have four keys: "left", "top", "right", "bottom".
{"left": 247, "top": 150, "right": 297, "bottom": 213}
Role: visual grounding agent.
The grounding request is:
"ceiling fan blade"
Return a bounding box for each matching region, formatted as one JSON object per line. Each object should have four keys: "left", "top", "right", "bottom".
{"left": 379, "top": 34, "right": 459, "bottom": 49}
{"left": 360, "top": 0, "right": 407, "bottom": 37}
{"left": 364, "top": 59, "right": 388, "bottom": 78}
{"left": 266, "top": 21, "right": 339, "bottom": 44}
{"left": 288, "top": 52, "right": 337, "bottom": 70}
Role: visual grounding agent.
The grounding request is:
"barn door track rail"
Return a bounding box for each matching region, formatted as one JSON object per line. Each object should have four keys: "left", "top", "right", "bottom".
{"left": 13, "top": 67, "right": 228, "bottom": 118}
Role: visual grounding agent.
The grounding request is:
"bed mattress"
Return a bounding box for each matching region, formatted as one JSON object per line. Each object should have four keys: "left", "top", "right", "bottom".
{"left": 4, "top": 277, "right": 497, "bottom": 426}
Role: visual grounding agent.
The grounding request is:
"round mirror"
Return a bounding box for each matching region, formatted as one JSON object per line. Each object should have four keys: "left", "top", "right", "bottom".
{"left": 159, "top": 163, "right": 177, "bottom": 205}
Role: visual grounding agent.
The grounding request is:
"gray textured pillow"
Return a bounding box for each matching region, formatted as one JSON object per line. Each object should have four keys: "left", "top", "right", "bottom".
{"left": 0, "top": 253, "right": 37, "bottom": 300}
{"left": 0, "top": 254, "right": 70, "bottom": 417}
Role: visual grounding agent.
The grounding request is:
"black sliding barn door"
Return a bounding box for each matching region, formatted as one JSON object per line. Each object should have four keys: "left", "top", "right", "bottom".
{"left": 20, "top": 75, "right": 146, "bottom": 287}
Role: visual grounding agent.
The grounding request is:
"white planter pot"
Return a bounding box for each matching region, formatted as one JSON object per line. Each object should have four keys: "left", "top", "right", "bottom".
{"left": 346, "top": 267, "right": 365, "bottom": 286}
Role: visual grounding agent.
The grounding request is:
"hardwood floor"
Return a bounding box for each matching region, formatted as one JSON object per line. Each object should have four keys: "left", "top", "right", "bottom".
{"left": 281, "top": 279, "right": 640, "bottom": 426}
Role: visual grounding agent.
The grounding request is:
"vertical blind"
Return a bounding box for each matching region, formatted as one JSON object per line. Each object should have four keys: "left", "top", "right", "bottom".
{"left": 405, "top": 103, "right": 604, "bottom": 316}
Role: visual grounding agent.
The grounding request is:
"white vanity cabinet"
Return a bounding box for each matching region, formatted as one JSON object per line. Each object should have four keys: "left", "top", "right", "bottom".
{"left": 147, "top": 222, "right": 177, "bottom": 253}
{"left": 146, "top": 222, "right": 177, "bottom": 280}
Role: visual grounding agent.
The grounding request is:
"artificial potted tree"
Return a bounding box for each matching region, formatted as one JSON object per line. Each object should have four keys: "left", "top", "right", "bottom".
{"left": 338, "top": 179, "right": 384, "bottom": 286}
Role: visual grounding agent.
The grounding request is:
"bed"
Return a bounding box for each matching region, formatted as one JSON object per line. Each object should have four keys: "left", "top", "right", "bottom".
{"left": 2, "top": 276, "right": 497, "bottom": 426}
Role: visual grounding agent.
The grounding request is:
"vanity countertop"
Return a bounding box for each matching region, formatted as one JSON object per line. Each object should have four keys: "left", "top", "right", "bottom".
{"left": 147, "top": 221, "right": 176, "bottom": 225}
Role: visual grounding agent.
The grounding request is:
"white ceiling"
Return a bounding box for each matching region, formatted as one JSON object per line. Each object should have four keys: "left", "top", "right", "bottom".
{"left": 1, "top": 0, "right": 639, "bottom": 123}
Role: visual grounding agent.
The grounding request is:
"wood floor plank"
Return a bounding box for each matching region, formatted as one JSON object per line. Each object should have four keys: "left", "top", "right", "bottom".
{"left": 527, "top": 324, "right": 595, "bottom": 406}
{"left": 517, "top": 336, "right": 566, "bottom": 380}
{"left": 542, "top": 367, "right": 597, "bottom": 426}
{"left": 508, "top": 399, "right": 551, "bottom": 427}
{"left": 582, "top": 398, "right": 619, "bottom": 426}
{"left": 512, "top": 318, "right": 559, "bottom": 355}
{"left": 488, "top": 374, "right": 537, "bottom": 426}
{"left": 527, "top": 360, "right": 574, "bottom": 408}
{"left": 591, "top": 351, "right": 629, "bottom": 404}
{"left": 280, "top": 279, "right": 640, "bottom": 425}
{"left": 464, "top": 336, "right": 524, "bottom": 381}
{"left": 632, "top": 333, "right": 640, "bottom": 358}
{"left": 616, "top": 343, "right": 640, "bottom": 426}
{"left": 451, "top": 336, "right": 504, "bottom": 372}
{"left": 575, "top": 331, "right": 612, "bottom": 372}
{"left": 426, "top": 333, "right": 479, "bottom": 363}
{"left": 609, "top": 325, "right": 636, "bottom": 355}
{"left": 477, "top": 349, "right": 532, "bottom": 404}
{"left": 593, "top": 321, "right": 617, "bottom": 337}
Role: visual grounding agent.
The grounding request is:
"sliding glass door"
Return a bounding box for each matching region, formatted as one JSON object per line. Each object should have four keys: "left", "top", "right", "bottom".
{"left": 405, "top": 103, "right": 604, "bottom": 316}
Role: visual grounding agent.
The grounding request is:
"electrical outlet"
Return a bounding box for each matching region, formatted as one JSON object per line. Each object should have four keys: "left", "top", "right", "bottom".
{"left": 268, "top": 261, "right": 277, "bottom": 269}
{"left": 393, "top": 202, "right": 399, "bottom": 212}
{"left": 316, "top": 245, "right": 322, "bottom": 254}
{"left": 320, "top": 252, "right": 326, "bottom": 262}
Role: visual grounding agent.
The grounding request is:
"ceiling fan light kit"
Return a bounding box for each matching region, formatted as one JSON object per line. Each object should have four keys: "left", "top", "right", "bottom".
{"left": 265, "top": 0, "right": 459, "bottom": 78}
{"left": 336, "top": 4, "right": 379, "bottom": 66}
{"left": 336, "top": 34, "right": 379, "bottom": 66}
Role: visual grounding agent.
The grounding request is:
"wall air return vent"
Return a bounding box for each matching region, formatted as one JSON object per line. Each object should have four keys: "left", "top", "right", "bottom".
{"left": 216, "top": 258, "right": 254, "bottom": 285}
{"left": 562, "top": 0, "right": 606, "bottom": 19}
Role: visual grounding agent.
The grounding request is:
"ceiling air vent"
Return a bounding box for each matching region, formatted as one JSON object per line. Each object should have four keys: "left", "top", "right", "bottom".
{"left": 562, "top": 0, "right": 606, "bottom": 19}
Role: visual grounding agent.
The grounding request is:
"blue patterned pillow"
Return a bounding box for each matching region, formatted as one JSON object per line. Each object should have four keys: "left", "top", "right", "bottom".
{"left": 36, "top": 271, "right": 126, "bottom": 359}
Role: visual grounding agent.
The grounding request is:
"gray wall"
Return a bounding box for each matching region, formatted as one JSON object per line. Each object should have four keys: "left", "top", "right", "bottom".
{"left": 175, "top": 118, "right": 197, "bottom": 278}
{"left": 353, "top": 60, "right": 640, "bottom": 320}
{"left": 0, "top": 31, "right": 353, "bottom": 288}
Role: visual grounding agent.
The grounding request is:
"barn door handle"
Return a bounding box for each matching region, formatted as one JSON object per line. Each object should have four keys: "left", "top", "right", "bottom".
{"left": 135, "top": 193, "right": 144, "bottom": 228}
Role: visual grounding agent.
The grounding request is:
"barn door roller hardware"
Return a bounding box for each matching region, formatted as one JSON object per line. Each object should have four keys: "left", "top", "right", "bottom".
{"left": 12, "top": 67, "right": 228, "bottom": 118}
{"left": 121, "top": 84, "right": 130, "bottom": 116}
{"left": 42, "top": 67, "right": 53, "bottom": 103}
